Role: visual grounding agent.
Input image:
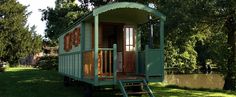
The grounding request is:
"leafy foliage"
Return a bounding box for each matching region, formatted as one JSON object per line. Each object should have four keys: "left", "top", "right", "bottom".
{"left": 157, "top": 0, "right": 236, "bottom": 90}
{"left": 36, "top": 56, "right": 58, "bottom": 70}
{"left": 78, "top": 0, "right": 161, "bottom": 7}
{"left": 0, "top": 0, "right": 42, "bottom": 65}
{"left": 41, "top": 0, "right": 88, "bottom": 40}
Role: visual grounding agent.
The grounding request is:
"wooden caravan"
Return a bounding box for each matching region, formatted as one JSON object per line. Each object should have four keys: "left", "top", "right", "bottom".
{"left": 58, "top": 2, "right": 166, "bottom": 97}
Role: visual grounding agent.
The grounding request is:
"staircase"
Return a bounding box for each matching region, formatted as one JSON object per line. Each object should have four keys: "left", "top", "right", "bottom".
{"left": 118, "top": 79, "right": 155, "bottom": 97}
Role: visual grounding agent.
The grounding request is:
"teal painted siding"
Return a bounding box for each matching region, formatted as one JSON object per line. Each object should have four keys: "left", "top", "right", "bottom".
{"left": 59, "top": 53, "right": 81, "bottom": 78}
{"left": 84, "top": 23, "right": 92, "bottom": 50}
{"left": 145, "top": 47, "right": 164, "bottom": 82}
{"left": 58, "top": 24, "right": 82, "bottom": 79}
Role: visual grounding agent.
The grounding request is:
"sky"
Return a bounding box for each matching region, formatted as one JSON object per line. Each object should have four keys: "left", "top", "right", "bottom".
{"left": 17, "top": 0, "right": 56, "bottom": 36}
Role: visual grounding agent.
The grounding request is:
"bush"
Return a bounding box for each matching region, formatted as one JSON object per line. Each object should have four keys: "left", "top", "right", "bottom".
{"left": 0, "top": 62, "right": 9, "bottom": 72}
{"left": 0, "top": 67, "right": 5, "bottom": 72}
{"left": 36, "top": 56, "right": 58, "bottom": 70}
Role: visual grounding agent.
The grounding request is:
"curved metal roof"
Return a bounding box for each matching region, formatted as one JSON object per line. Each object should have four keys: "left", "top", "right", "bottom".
{"left": 93, "top": 2, "right": 166, "bottom": 21}
{"left": 58, "top": 2, "right": 166, "bottom": 38}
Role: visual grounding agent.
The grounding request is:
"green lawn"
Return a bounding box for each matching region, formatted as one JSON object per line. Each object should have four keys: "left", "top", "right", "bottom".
{"left": 0, "top": 67, "right": 235, "bottom": 97}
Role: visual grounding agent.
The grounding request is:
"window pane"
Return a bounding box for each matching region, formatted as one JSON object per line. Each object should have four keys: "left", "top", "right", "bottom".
{"left": 126, "top": 46, "right": 130, "bottom": 51}
{"left": 130, "top": 46, "right": 134, "bottom": 51}
{"left": 126, "top": 28, "right": 129, "bottom": 45}
{"left": 130, "top": 28, "right": 133, "bottom": 45}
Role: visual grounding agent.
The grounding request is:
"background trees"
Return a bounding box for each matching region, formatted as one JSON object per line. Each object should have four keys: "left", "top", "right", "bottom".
{"left": 0, "top": 0, "right": 42, "bottom": 65}
{"left": 214, "top": 0, "right": 236, "bottom": 90}
{"left": 156, "top": 0, "right": 236, "bottom": 90}
{"left": 41, "top": 0, "right": 88, "bottom": 40}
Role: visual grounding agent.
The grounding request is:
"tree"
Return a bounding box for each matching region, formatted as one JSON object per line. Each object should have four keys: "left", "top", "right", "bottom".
{"left": 78, "top": 0, "right": 159, "bottom": 7}
{"left": 157, "top": 0, "right": 236, "bottom": 90}
{"left": 41, "top": 0, "right": 88, "bottom": 40}
{"left": 213, "top": 0, "right": 236, "bottom": 90}
{"left": 154, "top": 0, "right": 214, "bottom": 73}
{"left": 30, "top": 25, "right": 43, "bottom": 54}
{"left": 0, "top": 0, "right": 42, "bottom": 65}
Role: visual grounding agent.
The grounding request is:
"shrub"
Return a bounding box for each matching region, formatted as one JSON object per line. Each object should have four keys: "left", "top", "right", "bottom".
{"left": 0, "top": 67, "right": 5, "bottom": 72}
{"left": 36, "top": 56, "right": 58, "bottom": 70}
{"left": 0, "top": 62, "right": 9, "bottom": 72}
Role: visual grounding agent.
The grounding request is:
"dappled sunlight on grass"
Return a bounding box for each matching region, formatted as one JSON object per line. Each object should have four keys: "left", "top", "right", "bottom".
{"left": 5, "top": 67, "right": 37, "bottom": 72}
{"left": 0, "top": 67, "right": 83, "bottom": 97}
{"left": 205, "top": 93, "right": 236, "bottom": 97}
{"left": 17, "top": 77, "right": 60, "bottom": 84}
{"left": 151, "top": 85, "right": 236, "bottom": 97}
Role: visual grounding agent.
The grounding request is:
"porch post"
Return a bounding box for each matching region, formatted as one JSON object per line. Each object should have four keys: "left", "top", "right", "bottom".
{"left": 160, "top": 20, "right": 164, "bottom": 51}
{"left": 145, "top": 45, "right": 149, "bottom": 81}
{"left": 94, "top": 15, "right": 99, "bottom": 84}
{"left": 136, "top": 29, "right": 141, "bottom": 74}
{"left": 149, "top": 15, "right": 154, "bottom": 48}
{"left": 160, "top": 19, "right": 165, "bottom": 80}
{"left": 81, "top": 21, "right": 85, "bottom": 79}
{"left": 113, "top": 44, "right": 117, "bottom": 84}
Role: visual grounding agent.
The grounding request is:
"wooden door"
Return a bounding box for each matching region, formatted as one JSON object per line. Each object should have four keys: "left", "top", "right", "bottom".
{"left": 123, "top": 27, "right": 135, "bottom": 73}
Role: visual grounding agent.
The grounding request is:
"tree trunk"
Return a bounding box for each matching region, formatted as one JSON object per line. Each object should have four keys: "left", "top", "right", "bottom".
{"left": 223, "top": 15, "right": 236, "bottom": 90}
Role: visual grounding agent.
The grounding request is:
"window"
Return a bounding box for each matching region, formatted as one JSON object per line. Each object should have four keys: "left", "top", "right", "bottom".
{"left": 125, "top": 27, "right": 135, "bottom": 51}
{"left": 74, "top": 28, "right": 80, "bottom": 46}
{"left": 64, "top": 33, "right": 70, "bottom": 51}
{"left": 63, "top": 27, "right": 81, "bottom": 52}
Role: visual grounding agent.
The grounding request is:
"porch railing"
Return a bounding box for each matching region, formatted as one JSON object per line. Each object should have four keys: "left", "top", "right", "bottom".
{"left": 83, "top": 50, "right": 94, "bottom": 79}
{"left": 82, "top": 44, "right": 117, "bottom": 83}
{"left": 98, "top": 48, "right": 113, "bottom": 78}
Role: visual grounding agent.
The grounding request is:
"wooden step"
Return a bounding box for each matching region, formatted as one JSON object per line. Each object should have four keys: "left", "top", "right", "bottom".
{"left": 115, "top": 91, "right": 149, "bottom": 95}
{"left": 124, "top": 83, "right": 147, "bottom": 87}
{"left": 118, "top": 79, "right": 155, "bottom": 97}
{"left": 127, "top": 91, "right": 149, "bottom": 95}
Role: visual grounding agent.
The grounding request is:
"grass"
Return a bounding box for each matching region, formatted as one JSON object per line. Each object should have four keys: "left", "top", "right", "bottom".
{"left": 0, "top": 67, "right": 236, "bottom": 97}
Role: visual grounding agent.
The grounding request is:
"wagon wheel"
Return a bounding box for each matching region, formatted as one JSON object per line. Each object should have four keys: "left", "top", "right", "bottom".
{"left": 83, "top": 83, "right": 93, "bottom": 97}
{"left": 63, "top": 76, "right": 72, "bottom": 87}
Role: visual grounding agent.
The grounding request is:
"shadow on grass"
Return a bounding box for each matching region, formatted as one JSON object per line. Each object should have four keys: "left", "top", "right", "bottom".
{"left": 0, "top": 68, "right": 121, "bottom": 97}
{"left": 0, "top": 68, "right": 84, "bottom": 97}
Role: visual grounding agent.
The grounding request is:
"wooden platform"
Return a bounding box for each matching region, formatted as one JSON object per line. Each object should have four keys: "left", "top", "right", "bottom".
{"left": 117, "top": 73, "right": 145, "bottom": 80}
{"left": 96, "top": 73, "right": 145, "bottom": 81}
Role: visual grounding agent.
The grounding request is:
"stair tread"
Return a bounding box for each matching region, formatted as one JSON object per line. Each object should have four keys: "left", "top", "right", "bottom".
{"left": 124, "top": 84, "right": 147, "bottom": 87}
{"left": 120, "top": 80, "right": 144, "bottom": 83}
{"left": 118, "top": 79, "right": 154, "bottom": 97}
{"left": 127, "top": 91, "right": 149, "bottom": 94}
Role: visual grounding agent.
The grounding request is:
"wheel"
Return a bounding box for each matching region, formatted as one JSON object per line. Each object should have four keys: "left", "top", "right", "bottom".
{"left": 83, "top": 84, "right": 93, "bottom": 97}
{"left": 63, "top": 76, "right": 70, "bottom": 87}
